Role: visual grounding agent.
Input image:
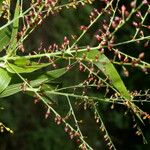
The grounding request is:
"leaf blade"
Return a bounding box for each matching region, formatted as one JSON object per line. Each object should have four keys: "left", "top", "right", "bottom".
{"left": 77, "top": 50, "right": 131, "bottom": 100}
{"left": 0, "top": 67, "right": 66, "bottom": 98}
{"left": 7, "top": 0, "right": 20, "bottom": 55}
{"left": 0, "top": 26, "right": 11, "bottom": 52}
{"left": 6, "top": 62, "right": 50, "bottom": 73}
{"left": 0, "top": 68, "right": 11, "bottom": 93}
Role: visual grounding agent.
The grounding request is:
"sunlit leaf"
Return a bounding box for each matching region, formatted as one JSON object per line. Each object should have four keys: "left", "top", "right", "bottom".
{"left": 14, "top": 58, "right": 30, "bottom": 67}
{"left": 77, "top": 50, "right": 131, "bottom": 100}
{"left": 0, "top": 68, "right": 11, "bottom": 93}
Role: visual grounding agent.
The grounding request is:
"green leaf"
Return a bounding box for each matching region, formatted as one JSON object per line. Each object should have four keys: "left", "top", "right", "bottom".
{"left": 39, "top": 67, "right": 67, "bottom": 80}
{"left": 77, "top": 50, "right": 131, "bottom": 100}
{"left": 0, "top": 78, "right": 47, "bottom": 98}
{"left": 77, "top": 50, "right": 145, "bottom": 123}
{"left": 0, "top": 68, "right": 11, "bottom": 93}
{"left": 0, "top": 0, "right": 3, "bottom": 4}
{"left": 44, "top": 90, "right": 58, "bottom": 103}
{"left": 39, "top": 84, "right": 58, "bottom": 102}
{"left": 7, "top": 0, "right": 20, "bottom": 55}
{"left": 0, "top": 26, "right": 11, "bottom": 52}
{"left": 0, "top": 67, "right": 66, "bottom": 98}
{"left": 78, "top": 50, "right": 145, "bottom": 122}
{"left": 14, "top": 58, "right": 30, "bottom": 67}
{"left": 0, "top": 0, "right": 5, "bottom": 16}
{"left": 6, "top": 62, "right": 50, "bottom": 73}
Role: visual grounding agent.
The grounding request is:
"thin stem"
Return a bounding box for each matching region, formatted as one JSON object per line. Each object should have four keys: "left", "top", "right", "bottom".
{"left": 66, "top": 96, "right": 92, "bottom": 149}
{"left": 0, "top": 4, "right": 35, "bottom": 31}
{"left": 69, "top": 0, "right": 114, "bottom": 50}
{"left": 112, "top": 35, "right": 150, "bottom": 47}
{"left": 113, "top": 61, "right": 150, "bottom": 69}
{"left": 110, "top": 2, "right": 144, "bottom": 38}
{"left": 107, "top": 0, "right": 120, "bottom": 30}
{"left": 93, "top": 104, "right": 117, "bottom": 150}
{"left": 133, "top": 5, "right": 150, "bottom": 39}
{"left": 0, "top": 35, "right": 148, "bottom": 62}
{"left": 6, "top": 60, "right": 93, "bottom": 150}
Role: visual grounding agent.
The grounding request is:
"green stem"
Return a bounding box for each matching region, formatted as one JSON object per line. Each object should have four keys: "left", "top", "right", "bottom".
{"left": 69, "top": 0, "right": 114, "bottom": 49}
{"left": 6, "top": 60, "right": 94, "bottom": 150}
{"left": 112, "top": 36, "right": 150, "bottom": 47}
{"left": 0, "top": 4, "right": 35, "bottom": 31}
{"left": 110, "top": 2, "right": 144, "bottom": 38}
